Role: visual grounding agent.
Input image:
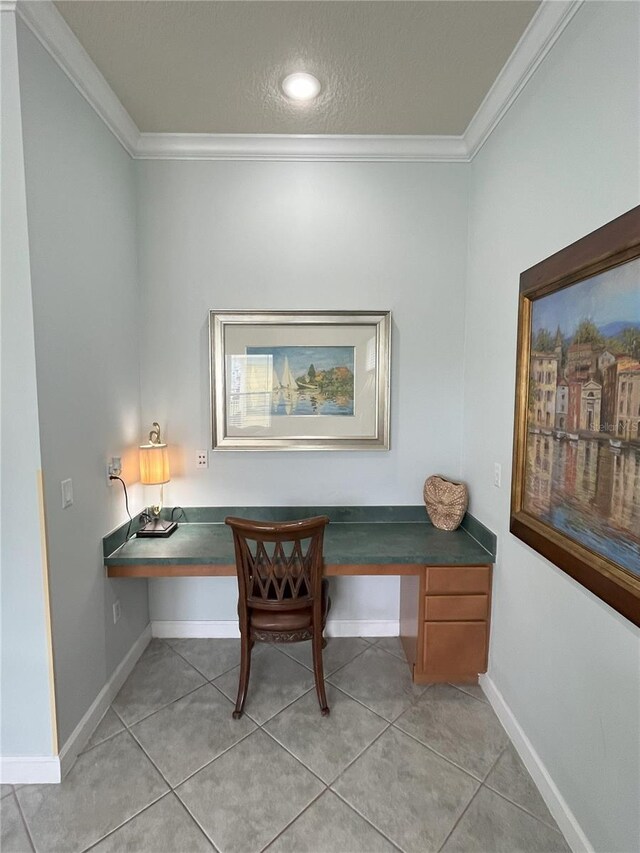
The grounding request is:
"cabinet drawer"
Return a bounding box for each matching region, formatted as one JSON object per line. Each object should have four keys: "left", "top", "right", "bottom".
{"left": 423, "top": 621, "right": 488, "bottom": 679}
{"left": 426, "top": 566, "right": 490, "bottom": 594}
{"left": 424, "top": 594, "right": 488, "bottom": 621}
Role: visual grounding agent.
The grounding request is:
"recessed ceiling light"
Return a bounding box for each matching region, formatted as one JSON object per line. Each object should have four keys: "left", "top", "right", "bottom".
{"left": 281, "top": 72, "right": 321, "bottom": 102}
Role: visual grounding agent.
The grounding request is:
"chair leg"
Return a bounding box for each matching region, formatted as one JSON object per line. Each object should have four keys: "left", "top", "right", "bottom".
{"left": 233, "top": 628, "right": 252, "bottom": 719}
{"left": 311, "top": 628, "right": 330, "bottom": 717}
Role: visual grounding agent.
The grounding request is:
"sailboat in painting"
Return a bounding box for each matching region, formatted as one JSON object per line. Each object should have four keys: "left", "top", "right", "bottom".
{"left": 280, "top": 356, "right": 297, "bottom": 390}
{"left": 269, "top": 356, "right": 296, "bottom": 415}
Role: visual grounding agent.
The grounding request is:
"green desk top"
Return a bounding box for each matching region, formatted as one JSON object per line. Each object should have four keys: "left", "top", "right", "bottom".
{"left": 104, "top": 506, "right": 496, "bottom": 568}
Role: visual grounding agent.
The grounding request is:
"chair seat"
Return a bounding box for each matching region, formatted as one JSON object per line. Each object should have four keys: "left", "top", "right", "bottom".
{"left": 249, "top": 578, "right": 330, "bottom": 634}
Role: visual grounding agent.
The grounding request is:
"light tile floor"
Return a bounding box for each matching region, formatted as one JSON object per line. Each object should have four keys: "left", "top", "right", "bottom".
{"left": 1, "top": 637, "right": 570, "bottom": 853}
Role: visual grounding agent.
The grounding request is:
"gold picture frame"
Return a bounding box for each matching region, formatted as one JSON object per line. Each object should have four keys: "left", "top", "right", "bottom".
{"left": 511, "top": 206, "right": 640, "bottom": 627}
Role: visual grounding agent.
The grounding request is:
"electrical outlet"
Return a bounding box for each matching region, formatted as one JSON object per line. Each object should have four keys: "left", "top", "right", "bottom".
{"left": 113, "top": 600, "right": 121, "bottom": 624}
{"left": 107, "top": 456, "right": 122, "bottom": 483}
{"left": 196, "top": 450, "right": 208, "bottom": 469}
{"left": 493, "top": 462, "right": 502, "bottom": 488}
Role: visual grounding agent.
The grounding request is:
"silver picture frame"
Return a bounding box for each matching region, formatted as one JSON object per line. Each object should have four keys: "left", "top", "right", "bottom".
{"left": 210, "top": 310, "right": 391, "bottom": 450}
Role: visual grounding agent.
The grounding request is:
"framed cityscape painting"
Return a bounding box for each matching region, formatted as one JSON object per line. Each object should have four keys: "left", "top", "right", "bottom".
{"left": 511, "top": 206, "right": 640, "bottom": 627}
{"left": 210, "top": 310, "right": 391, "bottom": 450}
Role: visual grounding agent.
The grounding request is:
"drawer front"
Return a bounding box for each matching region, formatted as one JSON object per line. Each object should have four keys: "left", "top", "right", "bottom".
{"left": 425, "top": 594, "right": 488, "bottom": 622}
{"left": 423, "top": 621, "right": 488, "bottom": 678}
{"left": 426, "top": 565, "right": 490, "bottom": 594}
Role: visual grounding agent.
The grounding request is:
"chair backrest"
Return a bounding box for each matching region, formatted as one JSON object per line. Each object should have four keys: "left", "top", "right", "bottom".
{"left": 225, "top": 516, "right": 329, "bottom": 612}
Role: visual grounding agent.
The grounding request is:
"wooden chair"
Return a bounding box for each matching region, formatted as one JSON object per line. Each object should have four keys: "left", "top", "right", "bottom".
{"left": 225, "top": 515, "right": 331, "bottom": 719}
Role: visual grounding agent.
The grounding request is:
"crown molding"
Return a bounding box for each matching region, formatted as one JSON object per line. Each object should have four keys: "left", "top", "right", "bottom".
{"left": 135, "top": 133, "right": 469, "bottom": 162}
{"left": 464, "top": 0, "right": 584, "bottom": 158}
{"left": 9, "top": 0, "right": 583, "bottom": 162}
{"left": 15, "top": 0, "right": 139, "bottom": 155}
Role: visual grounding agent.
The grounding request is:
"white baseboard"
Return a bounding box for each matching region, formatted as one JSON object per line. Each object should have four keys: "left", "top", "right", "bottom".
{"left": 480, "top": 673, "right": 592, "bottom": 853}
{"left": 153, "top": 620, "right": 240, "bottom": 638}
{"left": 152, "top": 619, "right": 399, "bottom": 639}
{"left": 0, "top": 628, "right": 152, "bottom": 785}
{"left": 57, "top": 624, "right": 152, "bottom": 779}
{"left": 0, "top": 755, "right": 61, "bottom": 785}
{"left": 326, "top": 619, "right": 398, "bottom": 637}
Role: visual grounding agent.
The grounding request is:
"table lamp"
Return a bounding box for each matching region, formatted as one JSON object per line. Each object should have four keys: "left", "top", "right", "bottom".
{"left": 136, "top": 422, "right": 178, "bottom": 538}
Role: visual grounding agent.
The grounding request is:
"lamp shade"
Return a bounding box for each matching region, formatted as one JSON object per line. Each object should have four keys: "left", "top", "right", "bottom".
{"left": 139, "top": 444, "right": 170, "bottom": 485}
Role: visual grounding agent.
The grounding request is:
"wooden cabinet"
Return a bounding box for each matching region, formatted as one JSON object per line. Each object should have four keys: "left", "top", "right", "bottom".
{"left": 400, "top": 564, "right": 492, "bottom": 685}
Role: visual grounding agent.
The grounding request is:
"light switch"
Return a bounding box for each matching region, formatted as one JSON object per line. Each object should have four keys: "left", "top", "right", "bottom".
{"left": 61, "top": 478, "right": 73, "bottom": 508}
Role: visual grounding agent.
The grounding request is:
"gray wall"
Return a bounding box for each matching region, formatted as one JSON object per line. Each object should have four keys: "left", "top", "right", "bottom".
{"left": 462, "top": 3, "right": 640, "bottom": 851}
{"left": 17, "top": 23, "right": 149, "bottom": 747}
{"left": 136, "top": 160, "right": 470, "bottom": 625}
{"left": 0, "top": 11, "right": 56, "bottom": 759}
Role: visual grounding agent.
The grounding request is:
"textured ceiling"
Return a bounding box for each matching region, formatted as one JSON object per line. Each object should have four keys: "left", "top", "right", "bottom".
{"left": 55, "top": 1, "right": 540, "bottom": 136}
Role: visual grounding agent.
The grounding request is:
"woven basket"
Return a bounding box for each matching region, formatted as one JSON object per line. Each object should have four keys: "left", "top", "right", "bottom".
{"left": 423, "top": 475, "right": 468, "bottom": 531}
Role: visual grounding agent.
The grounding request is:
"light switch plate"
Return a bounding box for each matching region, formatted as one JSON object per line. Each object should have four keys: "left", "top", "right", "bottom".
{"left": 61, "top": 478, "right": 73, "bottom": 508}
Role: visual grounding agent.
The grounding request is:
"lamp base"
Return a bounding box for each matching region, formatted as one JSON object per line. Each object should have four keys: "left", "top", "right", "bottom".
{"left": 136, "top": 518, "right": 178, "bottom": 538}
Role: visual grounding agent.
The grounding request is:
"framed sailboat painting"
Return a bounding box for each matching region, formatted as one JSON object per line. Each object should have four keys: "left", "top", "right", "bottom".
{"left": 209, "top": 311, "right": 391, "bottom": 450}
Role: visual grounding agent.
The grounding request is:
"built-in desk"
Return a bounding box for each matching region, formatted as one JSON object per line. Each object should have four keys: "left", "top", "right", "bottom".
{"left": 103, "top": 506, "right": 496, "bottom": 684}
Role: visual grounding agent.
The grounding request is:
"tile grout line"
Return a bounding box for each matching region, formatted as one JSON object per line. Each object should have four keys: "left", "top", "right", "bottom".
{"left": 208, "top": 645, "right": 321, "bottom": 724}
{"left": 323, "top": 681, "right": 397, "bottom": 726}
{"left": 77, "top": 788, "right": 169, "bottom": 853}
{"left": 329, "top": 785, "right": 405, "bottom": 853}
{"left": 165, "top": 791, "right": 222, "bottom": 853}
{"left": 113, "top": 678, "right": 210, "bottom": 730}
{"left": 480, "top": 781, "right": 568, "bottom": 836}
{"left": 389, "top": 719, "right": 491, "bottom": 785}
{"left": 126, "top": 723, "right": 182, "bottom": 789}
{"left": 435, "top": 781, "right": 482, "bottom": 853}
{"left": 277, "top": 637, "right": 372, "bottom": 678}
{"left": 323, "top": 669, "right": 430, "bottom": 726}
{"left": 272, "top": 675, "right": 398, "bottom": 730}
{"left": 480, "top": 742, "right": 507, "bottom": 784}
{"left": 77, "top": 722, "right": 233, "bottom": 853}
{"left": 129, "top": 710, "right": 257, "bottom": 792}
{"left": 326, "top": 720, "right": 406, "bottom": 847}
{"left": 112, "top": 684, "right": 257, "bottom": 798}
{"left": 259, "top": 725, "right": 343, "bottom": 790}
{"left": 170, "top": 726, "right": 324, "bottom": 853}
{"left": 12, "top": 790, "right": 37, "bottom": 853}
{"left": 168, "top": 726, "right": 259, "bottom": 790}
{"left": 256, "top": 679, "right": 400, "bottom": 789}
{"left": 327, "top": 721, "right": 393, "bottom": 791}
{"left": 257, "top": 787, "right": 328, "bottom": 853}
{"left": 171, "top": 645, "right": 239, "bottom": 682}
{"left": 79, "top": 727, "right": 123, "bottom": 756}
{"left": 448, "top": 682, "right": 489, "bottom": 704}
{"left": 79, "top": 790, "right": 175, "bottom": 853}
{"left": 166, "top": 636, "right": 268, "bottom": 683}
{"left": 172, "top": 791, "right": 222, "bottom": 852}
{"left": 433, "top": 743, "right": 568, "bottom": 851}
{"left": 478, "top": 741, "right": 562, "bottom": 831}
